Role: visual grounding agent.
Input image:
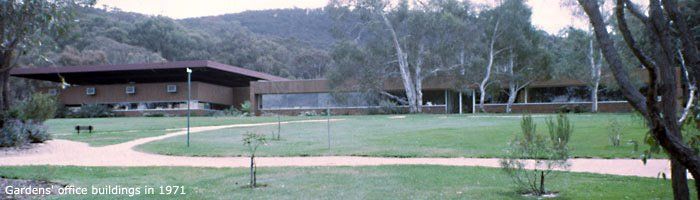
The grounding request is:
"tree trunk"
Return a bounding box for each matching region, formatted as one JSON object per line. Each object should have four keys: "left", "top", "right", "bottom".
{"left": 479, "top": 19, "right": 500, "bottom": 113}
{"left": 506, "top": 50, "right": 516, "bottom": 113}
{"left": 2, "top": 71, "right": 10, "bottom": 112}
{"left": 381, "top": 13, "right": 418, "bottom": 113}
{"left": 506, "top": 86, "right": 516, "bottom": 113}
{"left": 414, "top": 43, "right": 426, "bottom": 113}
{"left": 582, "top": 2, "right": 700, "bottom": 199}
{"left": 671, "top": 158, "right": 690, "bottom": 200}
{"left": 589, "top": 40, "right": 601, "bottom": 113}
{"left": 539, "top": 171, "right": 545, "bottom": 195}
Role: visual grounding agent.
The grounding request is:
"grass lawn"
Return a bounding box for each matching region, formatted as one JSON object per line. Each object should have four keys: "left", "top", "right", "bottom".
{"left": 136, "top": 114, "right": 651, "bottom": 158}
{"left": 0, "top": 165, "right": 681, "bottom": 199}
{"left": 45, "top": 116, "right": 323, "bottom": 146}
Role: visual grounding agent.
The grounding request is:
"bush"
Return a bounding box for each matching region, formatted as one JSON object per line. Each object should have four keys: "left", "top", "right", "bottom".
{"left": 75, "top": 104, "right": 114, "bottom": 118}
{"left": 21, "top": 93, "right": 58, "bottom": 123}
{"left": 298, "top": 111, "right": 319, "bottom": 116}
{"left": 500, "top": 114, "right": 571, "bottom": 196}
{"left": 369, "top": 100, "right": 407, "bottom": 115}
{"left": 608, "top": 120, "right": 623, "bottom": 147}
{"left": 212, "top": 106, "right": 243, "bottom": 117}
{"left": 142, "top": 112, "right": 166, "bottom": 117}
{"left": 0, "top": 120, "right": 26, "bottom": 147}
{"left": 240, "top": 101, "right": 252, "bottom": 116}
{"left": 25, "top": 120, "right": 50, "bottom": 143}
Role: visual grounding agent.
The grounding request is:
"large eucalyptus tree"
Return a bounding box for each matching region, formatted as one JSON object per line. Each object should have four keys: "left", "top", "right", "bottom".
{"left": 0, "top": 0, "right": 93, "bottom": 121}
{"left": 578, "top": 0, "right": 700, "bottom": 199}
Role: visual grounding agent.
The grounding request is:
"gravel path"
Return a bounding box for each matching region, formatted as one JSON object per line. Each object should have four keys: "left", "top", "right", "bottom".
{"left": 0, "top": 119, "right": 676, "bottom": 179}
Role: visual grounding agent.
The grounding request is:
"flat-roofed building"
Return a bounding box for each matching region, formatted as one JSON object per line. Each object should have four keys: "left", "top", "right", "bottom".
{"left": 11, "top": 60, "right": 287, "bottom": 116}
{"left": 12, "top": 60, "right": 639, "bottom": 116}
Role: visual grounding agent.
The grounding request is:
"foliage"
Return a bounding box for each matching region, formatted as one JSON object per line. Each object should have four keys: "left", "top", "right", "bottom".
{"left": 213, "top": 106, "right": 243, "bottom": 117}
{"left": 0, "top": 119, "right": 50, "bottom": 147}
{"left": 242, "top": 132, "right": 268, "bottom": 188}
{"left": 298, "top": 111, "right": 319, "bottom": 116}
{"left": 19, "top": 93, "right": 58, "bottom": 123}
{"left": 500, "top": 114, "right": 571, "bottom": 196}
{"left": 546, "top": 113, "right": 573, "bottom": 155}
{"left": 0, "top": 120, "right": 27, "bottom": 147}
{"left": 72, "top": 104, "right": 115, "bottom": 118}
{"left": 369, "top": 100, "right": 406, "bottom": 115}
{"left": 608, "top": 119, "right": 623, "bottom": 147}
{"left": 24, "top": 120, "right": 50, "bottom": 143}
{"left": 239, "top": 101, "right": 252, "bottom": 116}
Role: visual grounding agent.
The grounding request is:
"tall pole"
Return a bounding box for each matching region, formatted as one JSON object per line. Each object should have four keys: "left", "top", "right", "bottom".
{"left": 327, "top": 107, "right": 331, "bottom": 150}
{"left": 186, "top": 68, "right": 192, "bottom": 147}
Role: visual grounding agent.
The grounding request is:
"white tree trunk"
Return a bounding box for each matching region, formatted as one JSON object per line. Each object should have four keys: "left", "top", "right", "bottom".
{"left": 381, "top": 13, "right": 418, "bottom": 113}
{"left": 589, "top": 39, "right": 602, "bottom": 112}
{"left": 414, "top": 43, "right": 426, "bottom": 113}
{"left": 479, "top": 19, "right": 500, "bottom": 113}
{"left": 506, "top": 50, "right": 516, "bottom": 113}
{"left": 679, "top": 49, "right": 696, "bottom": 123}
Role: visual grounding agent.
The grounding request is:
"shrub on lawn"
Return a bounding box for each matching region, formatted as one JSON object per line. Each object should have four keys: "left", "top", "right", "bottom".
{"left": 500, "top": 114, "right": 571, "bottom": 196}
{"left": 212, "top": 106, "right": 243, "bottom": 117}
{"left": 608, "top": 119, "right": 623, "bottom": 147}
{"left": 25, "top": 120, "right": 50, "bottom": 143}
{"left": 0, "top": 119, "right": 51, "bottom": 147}
{"left": 242, "top": 132, "right": 267, "bottom": 188}
{"left": 0, "top": 120, "right": 27, "bottom": 147}
{"left": 369, "top": 100, "right": 406, "bottom": 115}
{"left": 240, "top": 101, "right": 252, "bottom": 116}
{"left": 74, "top": 104, "right": 114, "bottom": 118}
{"left": 0, "top": 94, "right": 56, "bottom": 147}
{"left": 21, "top": 93, "right": 58, "bottom": 123}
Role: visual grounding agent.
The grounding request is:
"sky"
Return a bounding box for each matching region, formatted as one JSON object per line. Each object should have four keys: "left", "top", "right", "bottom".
{"left": 97, "top": 0, "right": 590, "bottom": 34}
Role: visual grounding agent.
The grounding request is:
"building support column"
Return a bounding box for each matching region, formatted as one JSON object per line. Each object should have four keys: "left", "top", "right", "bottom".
{"left": 523, "top": 88, "right": 528, "bottom": 103}
{"left": 444, "top": 90, "right": 449, "bottom": 113}
{"left": 472, "top": 90, "right": 476, "bottom": 114}
{"left": 459, "top": 91, "right": 463, "bottom": 114}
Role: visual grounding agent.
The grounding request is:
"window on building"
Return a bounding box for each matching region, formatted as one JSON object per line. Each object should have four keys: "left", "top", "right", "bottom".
{"left": 167, "top": 85, "right": 177, "bottom": 93}
{"left": 86, "top": 87, "right": 96, "bottom": 96}
{"left": 126, "top": 86, "right": 136, "bottom": 94}
{"left": 261, "top": 92, "right": 371, "bottom": 109}
{"left": 48, "top": 89, "right": 58, "bottom": 96}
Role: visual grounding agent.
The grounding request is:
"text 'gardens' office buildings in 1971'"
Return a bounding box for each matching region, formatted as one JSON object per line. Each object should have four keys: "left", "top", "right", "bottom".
{"left": 10, "top": 60, "right": 634, "bottom": 116}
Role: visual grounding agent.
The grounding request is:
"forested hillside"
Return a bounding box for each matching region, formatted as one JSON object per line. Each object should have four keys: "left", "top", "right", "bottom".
{"left": 19, "top": 7, "right": 335, "bottom": 80}
{"left": 182, "top": 8, "right": 336, "bottom": 49}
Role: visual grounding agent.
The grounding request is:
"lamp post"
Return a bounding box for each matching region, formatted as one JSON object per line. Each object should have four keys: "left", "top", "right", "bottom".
{"left": 186, "top": 67, "right": 192, "bottom": 147}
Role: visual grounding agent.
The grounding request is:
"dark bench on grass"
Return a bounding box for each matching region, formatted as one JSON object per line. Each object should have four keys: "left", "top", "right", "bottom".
{"left": 75, "top": 126, "right": 93, "bottom": 134}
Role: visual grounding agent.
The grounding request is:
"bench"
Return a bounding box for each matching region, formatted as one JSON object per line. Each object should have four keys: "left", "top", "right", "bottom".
{"left": 75, "top": 126, "right": 93, "bottom": 134}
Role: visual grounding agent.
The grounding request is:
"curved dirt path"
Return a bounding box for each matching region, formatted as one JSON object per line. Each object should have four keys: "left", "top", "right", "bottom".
{"left": 0, "top": 119, "right": 676, "bottom": 179}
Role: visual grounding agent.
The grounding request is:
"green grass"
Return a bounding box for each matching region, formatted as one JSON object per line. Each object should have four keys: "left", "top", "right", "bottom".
{"left": 0, "top": 165, "right": 680, "bottom": 199}
{"left": 45, "top": 116, "right": 323, "bottom": 146}
{"left": 136, "top": 114, "right": 651, "bottom": 158}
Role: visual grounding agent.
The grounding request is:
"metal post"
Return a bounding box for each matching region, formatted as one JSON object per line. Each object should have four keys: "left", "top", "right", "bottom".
{"left": 327, "top": 107, "right": 331, "bottom": 150}
{"left": 186, "top": 68, "right": 192, "bottom": 147}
